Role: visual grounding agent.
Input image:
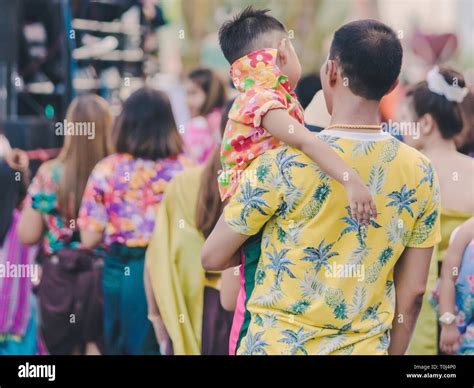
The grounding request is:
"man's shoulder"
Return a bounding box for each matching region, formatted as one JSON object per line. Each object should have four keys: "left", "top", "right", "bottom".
{"left": 393, "top": 139, "right": 431, "bottom": 165}
{"left": 389, "top": 139, "right": 436, "bottom": 180}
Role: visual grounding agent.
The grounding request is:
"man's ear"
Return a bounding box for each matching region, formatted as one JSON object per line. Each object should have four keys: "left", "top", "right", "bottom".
{"left": 419, "top": 113, "right": 435, "bottom": 135}
{"left": 327, "top": 59, "right": 338, "bottom": 86}
{"left": 386, "top": 78, "right": 400, "bottom": 95}
{"left": 277, "top": 38, "right": 289, "bottom": 65}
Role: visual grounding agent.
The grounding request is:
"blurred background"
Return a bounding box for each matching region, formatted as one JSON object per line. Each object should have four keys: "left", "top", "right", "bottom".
{"left": 0, "top": 0, "right": 472, "bottom": 159}
{"left": 0, "top": 0, "right": 472, "bottom": 359}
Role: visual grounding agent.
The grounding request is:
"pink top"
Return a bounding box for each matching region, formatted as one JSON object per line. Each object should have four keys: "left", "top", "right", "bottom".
{"left": 183, "top": 108, "right": 222, "bottom": 164}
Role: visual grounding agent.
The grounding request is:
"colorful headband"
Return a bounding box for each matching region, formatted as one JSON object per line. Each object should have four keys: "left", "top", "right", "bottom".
{"left": 426, "top": 66, "right": 468, "bottom": 103}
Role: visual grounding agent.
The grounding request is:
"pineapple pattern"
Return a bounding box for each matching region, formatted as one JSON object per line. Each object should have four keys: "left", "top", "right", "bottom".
{"left": 225, "top": 130, "right": 440, "bottom": 355}
{"left": 302, "top": 182, "right": 331, "bottom": 219}
{"left": 408, "top": 209, "right": 439, "bottom": 245}
{"left": 379, "top": 137, "right": 401, "bottom": 163}
{"left": 324, "top": 287, "right": 349, "bottom": 320}
{"left": 366, "top": 247, "right": 394, "bottom": 283}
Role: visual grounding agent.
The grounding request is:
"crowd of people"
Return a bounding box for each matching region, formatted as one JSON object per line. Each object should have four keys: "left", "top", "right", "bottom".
{"left": 0, "top": 7, "right": 472, "bottom": 356}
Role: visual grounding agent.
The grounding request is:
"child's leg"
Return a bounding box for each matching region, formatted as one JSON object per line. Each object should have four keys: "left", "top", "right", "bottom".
{"left": 235, "top": 230, "right": 263, "bottom": 353}
{"left": 228, "top": 258, "right": 246, "bottom": 355}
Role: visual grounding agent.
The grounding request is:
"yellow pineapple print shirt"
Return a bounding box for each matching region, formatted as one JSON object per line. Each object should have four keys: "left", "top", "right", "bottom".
{"left": 224, "top": 130, "right": 441, "bottom": 355}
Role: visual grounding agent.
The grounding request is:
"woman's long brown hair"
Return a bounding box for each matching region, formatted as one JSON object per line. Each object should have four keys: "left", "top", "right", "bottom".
{"left": 58, "top": 94, "right": 112, "bottom": 221}
{"left": 195, "top": 99, "right": 234, "bottom": 238}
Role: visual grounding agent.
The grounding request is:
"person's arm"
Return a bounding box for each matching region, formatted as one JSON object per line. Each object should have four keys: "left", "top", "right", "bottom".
{"left": 18, "top": 163, "right": 47, "bottom": 245}
{"left": 203, "top": 150, "right": 282, "bottom": 271}
{"left": 80, "top": 230, "right": 104, "bottom": 250}
{"left": 5, "top": 148, "right": 29, "bottom": 175}
{"left": 388, "top": 247, "right": 433, "bottom": 355}
{"left": 144, "top": 264, "right": 173, "bottom": 355}
{"left": 18, "top": 206, "right": 44, "bottom": 245}
{"left": 220, "top": 265, "right": 241, "bottom": 311}
{"left": 201, "top": 214, "right": 248, "bottom": 271}
{"left": 77, "top": 162, "right": 109, "bottom": 250}
{"left": 262, "top": 109, "right": 376, "bottom": 224}
{"left": 439, "top": 217, "right": 474, "bottom": 354}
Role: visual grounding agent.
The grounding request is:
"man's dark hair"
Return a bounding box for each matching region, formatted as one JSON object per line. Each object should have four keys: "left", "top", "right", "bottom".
{"left": 219, "top": 6, "right": 285, "bottom": 64}
{"left": 329, "top": 19, "right": 403, "bottom": 100}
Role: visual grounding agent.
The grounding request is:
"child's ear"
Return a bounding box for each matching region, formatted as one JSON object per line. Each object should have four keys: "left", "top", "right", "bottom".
{"left": 277, "top": 38, "right": 289, "bottom": 65}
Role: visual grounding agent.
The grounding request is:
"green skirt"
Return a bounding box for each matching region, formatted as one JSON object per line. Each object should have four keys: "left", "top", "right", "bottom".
{"left": 103, "top": 243, "right": 160, "bottom": 355}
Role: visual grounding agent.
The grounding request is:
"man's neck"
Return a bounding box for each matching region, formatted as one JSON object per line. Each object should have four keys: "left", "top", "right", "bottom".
{"left": 328, "top": 93, "right": 381, "bottom": 132}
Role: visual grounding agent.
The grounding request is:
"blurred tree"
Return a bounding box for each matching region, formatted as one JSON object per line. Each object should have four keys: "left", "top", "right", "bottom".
{"left": 169, "top": 0, "right": 359, "bottom": 73}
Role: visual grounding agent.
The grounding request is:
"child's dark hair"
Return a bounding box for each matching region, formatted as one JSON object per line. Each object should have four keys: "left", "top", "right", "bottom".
{"left": 114, "top": 88, "right": 183, "bottom": 160}
{"left": 188, "top": 68, "right": 227, "bottom": 116}
{"left": 407, "top": 68, "right": 466, "bottom": 139}
{"left": 219, "top": 6, "right": 285, "bottom": 64}
{"left": 329, "top": 19, "right": 403, "bottom": 100}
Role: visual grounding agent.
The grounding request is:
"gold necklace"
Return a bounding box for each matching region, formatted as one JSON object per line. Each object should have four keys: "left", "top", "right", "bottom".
{"left": 326, "top": 124, "right": 382, "bottom": 130}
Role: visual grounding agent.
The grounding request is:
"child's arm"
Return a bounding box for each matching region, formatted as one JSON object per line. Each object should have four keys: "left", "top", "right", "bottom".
{"left": 262, "top": 109, "right": 376, "bottom": 224}
{"left": 439, "top": 217, "right": 474, "bottom": 354}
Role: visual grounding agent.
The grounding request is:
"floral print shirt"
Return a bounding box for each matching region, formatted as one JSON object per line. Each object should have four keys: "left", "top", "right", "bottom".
{"left": 218, "top": 48, "right": 305, "bottom": 201}
{"left": 78, "top": 153, "right": 190, "bottom": 248}
{"left": 25, "top": 160, "right": 81, "bottom": 255}
{"left": 224, "top": 130, "right": 441, "bottom": 355}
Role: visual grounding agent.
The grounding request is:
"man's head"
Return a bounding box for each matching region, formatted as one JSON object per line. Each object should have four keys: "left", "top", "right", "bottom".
{"left": 321, "top": 19, "right": 403, "bottom": 113}
{"left": 219, "top": 6, "right": 301, "bottom": 88}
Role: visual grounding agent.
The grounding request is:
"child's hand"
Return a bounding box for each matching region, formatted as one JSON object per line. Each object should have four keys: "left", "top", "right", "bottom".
{"left": 440, "top": 324, "right": 461, "bottom": 354}
{"left": 346, "top": 180, "right": 377, "bottom": 225}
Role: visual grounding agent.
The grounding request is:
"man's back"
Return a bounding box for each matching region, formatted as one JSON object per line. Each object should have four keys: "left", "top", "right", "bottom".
{"left": 225, "top": 129, "right": 441, "bottom": 355}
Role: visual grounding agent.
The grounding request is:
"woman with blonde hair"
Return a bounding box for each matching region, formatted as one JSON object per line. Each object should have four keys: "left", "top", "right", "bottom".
{"left": 18, "top": 93, "right": 112, "bottom": 355}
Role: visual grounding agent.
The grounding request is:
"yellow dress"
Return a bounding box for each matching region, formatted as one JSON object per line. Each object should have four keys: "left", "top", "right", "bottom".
{"left": 224, "top": 131, "right": 441, "bottom": 355}
{"left": 408, "top": 208, "right": 472, "bottom": 355}
{"left": 145, "top": 166, "right": 220, "bottom": 355}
